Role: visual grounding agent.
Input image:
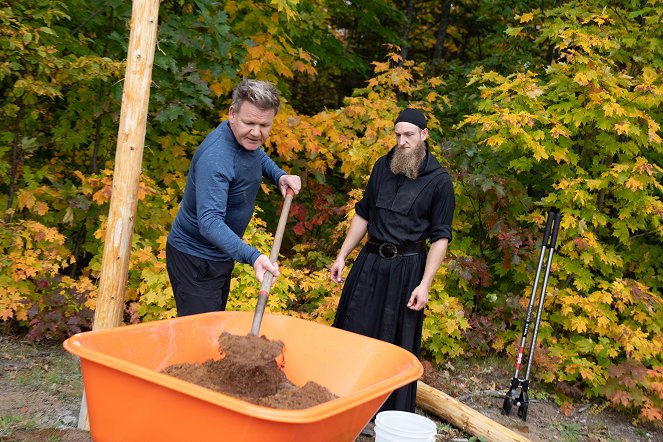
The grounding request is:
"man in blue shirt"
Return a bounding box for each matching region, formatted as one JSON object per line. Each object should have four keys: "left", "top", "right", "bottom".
{"left": 167, "top": 79, "right": 301, "bottom": 316}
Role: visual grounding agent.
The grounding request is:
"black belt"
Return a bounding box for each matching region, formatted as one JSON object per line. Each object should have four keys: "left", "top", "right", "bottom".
{"left": 364, "top": 240, "right": 426, "bottom": 259}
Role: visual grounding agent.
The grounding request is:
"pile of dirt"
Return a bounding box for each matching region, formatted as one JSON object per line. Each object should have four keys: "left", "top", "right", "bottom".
{"left": 162, "top": 332, "right": 337, "bottom": 409}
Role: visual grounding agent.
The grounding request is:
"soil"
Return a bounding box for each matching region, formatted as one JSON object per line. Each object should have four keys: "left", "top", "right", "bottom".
{"left": 162, "top": 332, "right": 337, "bottom": 409}
{"left": 1, "top": 332, "right": 661, "bottom": 442}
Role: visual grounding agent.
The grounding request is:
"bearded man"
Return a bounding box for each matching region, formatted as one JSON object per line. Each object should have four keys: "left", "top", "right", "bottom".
{"left": 330, "top": 108, "right": 455, "bottom": 414}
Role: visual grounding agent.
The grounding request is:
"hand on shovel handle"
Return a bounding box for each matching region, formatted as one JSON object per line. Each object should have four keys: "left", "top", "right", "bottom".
{"left": 250, "top": 188, "right": 295, "bottom": 336}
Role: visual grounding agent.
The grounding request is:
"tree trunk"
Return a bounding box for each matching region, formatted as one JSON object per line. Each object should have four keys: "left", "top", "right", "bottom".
{"left": 92, "top": 7, "right": 115, "bottom": 173}
{"left": 6, "top": 103, "right": 24, "bottom": 223}
{"left": 432, "top": 0, "right": 452, "bottom": 64}
{"left": 93, "top": 0, "right": 160, "bottom": 330}
{"left": 78, "top": 0, "right": 160, "bottom": 431}
{"left": 91, "top": 88, "right": 104, "bottom": 174}
{"left": 416, "top": 381, "right": 531, "bottom": 442}
{"left": 400, "top": 0, "right": 415, "bottom": 62}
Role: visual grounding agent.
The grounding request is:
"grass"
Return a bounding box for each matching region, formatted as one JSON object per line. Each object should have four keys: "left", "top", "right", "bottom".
{"left": 557, "top": 422, "right": 586, "bottom": 441}
{"left": 2, "top": 336, "right": 83, "bottom": 405}
{"left": 0, "top": 335, "right": 84, "bottom": 438}
{"left": 14, "top": 353, "right": 83, "bottom": 403}
{"left": 0, "top": 414, "right": 38, "bottom": 438}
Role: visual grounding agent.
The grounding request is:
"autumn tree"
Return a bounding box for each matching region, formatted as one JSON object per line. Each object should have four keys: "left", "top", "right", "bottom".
{"left": 461, "top": 0, "right": 662, "bottom": 421}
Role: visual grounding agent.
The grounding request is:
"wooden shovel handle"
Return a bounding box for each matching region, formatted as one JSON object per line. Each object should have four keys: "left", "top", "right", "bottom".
{"left": 250, "top": 188, "right": 295, "bottom": 336}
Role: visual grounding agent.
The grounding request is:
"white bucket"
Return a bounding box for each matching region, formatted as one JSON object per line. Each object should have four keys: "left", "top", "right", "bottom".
{"left": 374, "top": 410, "right": 437, "bottom": 442}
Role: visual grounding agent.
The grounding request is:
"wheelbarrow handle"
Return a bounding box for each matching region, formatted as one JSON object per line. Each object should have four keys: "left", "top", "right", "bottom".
{"left": 250, "top": 188, "right": 295, "bottom": 336}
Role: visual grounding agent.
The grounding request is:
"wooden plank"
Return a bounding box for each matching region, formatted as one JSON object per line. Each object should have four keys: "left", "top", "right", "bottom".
{"left": 416, "top": 381, "right": 531, "bottom": 442}
{"left": 78, "top": 0, "right": 161, "bottom": 431}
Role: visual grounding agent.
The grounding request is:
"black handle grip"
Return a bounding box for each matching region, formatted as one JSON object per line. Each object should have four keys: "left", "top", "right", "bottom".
{"left": 542, "top": 211, "right": 555, "bottom": 246}
{"left": 549, "top": 212, "right": 561, "bottom": 249}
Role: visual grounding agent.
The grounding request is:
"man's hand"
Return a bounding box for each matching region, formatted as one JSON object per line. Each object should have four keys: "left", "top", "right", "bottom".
{"left": 330, "top": 257, "right": 346, "bottom": 283}
{"left": 407, "top": 284, "right": 429, "bottom": 311}
{"left": 253, "top": 254, "right": 279, "bottom": 283}
{"left": 279, "top": 174, "right": 301, "bottom": 196}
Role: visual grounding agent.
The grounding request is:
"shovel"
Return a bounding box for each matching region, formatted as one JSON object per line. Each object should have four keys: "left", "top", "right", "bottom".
{"left": 251, "top": 186, "right": 296, "bottom": 335}
{"left": 215, "top": 187, "right": 295, "bottom": 396}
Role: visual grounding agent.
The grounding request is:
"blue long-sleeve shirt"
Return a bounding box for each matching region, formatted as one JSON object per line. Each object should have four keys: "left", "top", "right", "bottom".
{"left": 168, "top": 121, "right": 286, "bottom": 265}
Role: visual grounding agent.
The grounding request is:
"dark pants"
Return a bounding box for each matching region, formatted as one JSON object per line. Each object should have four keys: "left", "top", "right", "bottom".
{"left": 166, "top": 242, "right": 234, "bottom": 316}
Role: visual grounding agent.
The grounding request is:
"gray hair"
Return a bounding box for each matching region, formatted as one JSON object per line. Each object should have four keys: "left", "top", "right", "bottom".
{"left": 231, "top": 78, "right": 280, "bottom": 114}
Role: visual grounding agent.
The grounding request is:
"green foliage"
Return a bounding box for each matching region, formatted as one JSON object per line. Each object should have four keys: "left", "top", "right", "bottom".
{"left": 226, "top": 213, "right": 340, "bottom": 324}
{"left": 461, "top": 0, "right": 663, "bottom": 421}
{"left": 422, "top": 276, "right": 470, "bottom": 362}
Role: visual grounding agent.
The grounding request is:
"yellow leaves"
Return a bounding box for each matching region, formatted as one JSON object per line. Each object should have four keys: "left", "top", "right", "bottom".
{"left": 558, "top": 293, "right": 580, "bottom": 316}
{"left": 643, "top": 115, "right": 662, "bottom": 144}
{"left": 481, "top": 120, "right": 498, "bottom": 131}
{"left": 614, "top": 121, "right": 632, "bottom": 135}
{"left": 625, "top": 175, "right": 646, "bottom": 191}
{"left": 33, "top": 201, "right": 48, "bottom": 216}
{"left": 554, "top": 177, "right": 582, "bottom": 190}
{"left": 581, "top": 12, "right": 612, "bottom": 27}
{"left": 388, "top": 52, "right": 402, "bottom": 63}
{"left": 17, "top": 191, "right": 36, "bottom": 211}
{"left": 92, "top": 186, "right": 111, "bottom": 205}
{"left": 132, "top": 247, "right": 155, "bottom": 265}
{"left": 530, "top": 140, "right": 548, "bottom": 161}
{"left": 602, "top": 101, "right": 624, "bottom": 117}
{"left": 640, "top": 66, "right": 658, "bottom": 85}
{"left": 429, "top": 77, "right": 443, "bottom": 88}
{"left": 552, "top": 146, "right": 570, "bottom": 163}
{"left": 209, "top": 78, "right": 233, "bottom": 97}
{"left": 574, "top": 72, "right": 589, "bottom": 86}
{"left": 367, "top": 77, "right": 379, "bottom": 88}
{"left": 240, "top": 60, "right": 262, "bottom": 76}
{"left": 269, "top": 0, "right": 300, "bottom": 20}
{"left": 585, "top": 178, "right": 603, "bottom": 190}
{"left": 389, "top": 68, "right": 414, "bottom": 89}
{"left": 485, "top": 135, "right": 505, "bottom": 147}
{"left": 525, "top": 85, "right": 543, "bottom": 99}
{"left": 570, "top": 316, "right": 588, "bottom": 333}
{"left": 372, "top": 61, "right": 390, "bottom": 73}
{"left": 572, "top": 188, "right": 590, "bottom": 207}
{"left": 27, "top": 221, "right": 65, "bottom": 244}
{"left": 14, "top": 254, "right": 39, "bottom": 280}
{"left": 519, "top": 12, "right": 536, "bottom": 23}
{"left": 16, "top": 189, "right": 50, "bottom": 216}
{"left": 579, "top": 366, "right": 595, "bottom": 381}
{"left": 595, "top": 315, "right": 610, "bottom": 332}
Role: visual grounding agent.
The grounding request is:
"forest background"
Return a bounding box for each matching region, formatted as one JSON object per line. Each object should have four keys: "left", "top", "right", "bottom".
{"left": 1, "top": 0, "right": 661, "bottom": 426}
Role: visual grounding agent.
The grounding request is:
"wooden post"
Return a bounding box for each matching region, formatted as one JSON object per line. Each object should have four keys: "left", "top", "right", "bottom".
{"left": 78, "top": 0, "right": 160, "bottom": 431}
{"left": 416, "top": 381, "right": 531, "bottom": 442}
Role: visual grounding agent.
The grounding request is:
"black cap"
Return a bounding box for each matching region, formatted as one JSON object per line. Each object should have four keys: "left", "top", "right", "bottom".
{"left": 395, "top": 108, "right": 427, "bottom": 130}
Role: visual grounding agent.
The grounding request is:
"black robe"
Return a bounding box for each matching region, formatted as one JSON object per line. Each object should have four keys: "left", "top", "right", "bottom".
{"left": 333, "top": 145, "right": 455, "bottom": 413}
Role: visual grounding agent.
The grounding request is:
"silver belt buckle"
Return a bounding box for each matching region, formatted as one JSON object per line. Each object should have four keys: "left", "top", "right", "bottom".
{"left": 379, "top": 242, "right": 398, "bottom": 259}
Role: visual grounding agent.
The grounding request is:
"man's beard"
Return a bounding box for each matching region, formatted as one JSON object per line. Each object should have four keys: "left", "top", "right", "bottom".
{"left": 390, "top": 143, "right": 426, "bottom": 179}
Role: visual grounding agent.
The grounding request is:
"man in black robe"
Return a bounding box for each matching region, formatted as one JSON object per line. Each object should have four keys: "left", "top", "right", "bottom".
{"left": 330, "top": 108, "right": 455, "bottom": 414}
